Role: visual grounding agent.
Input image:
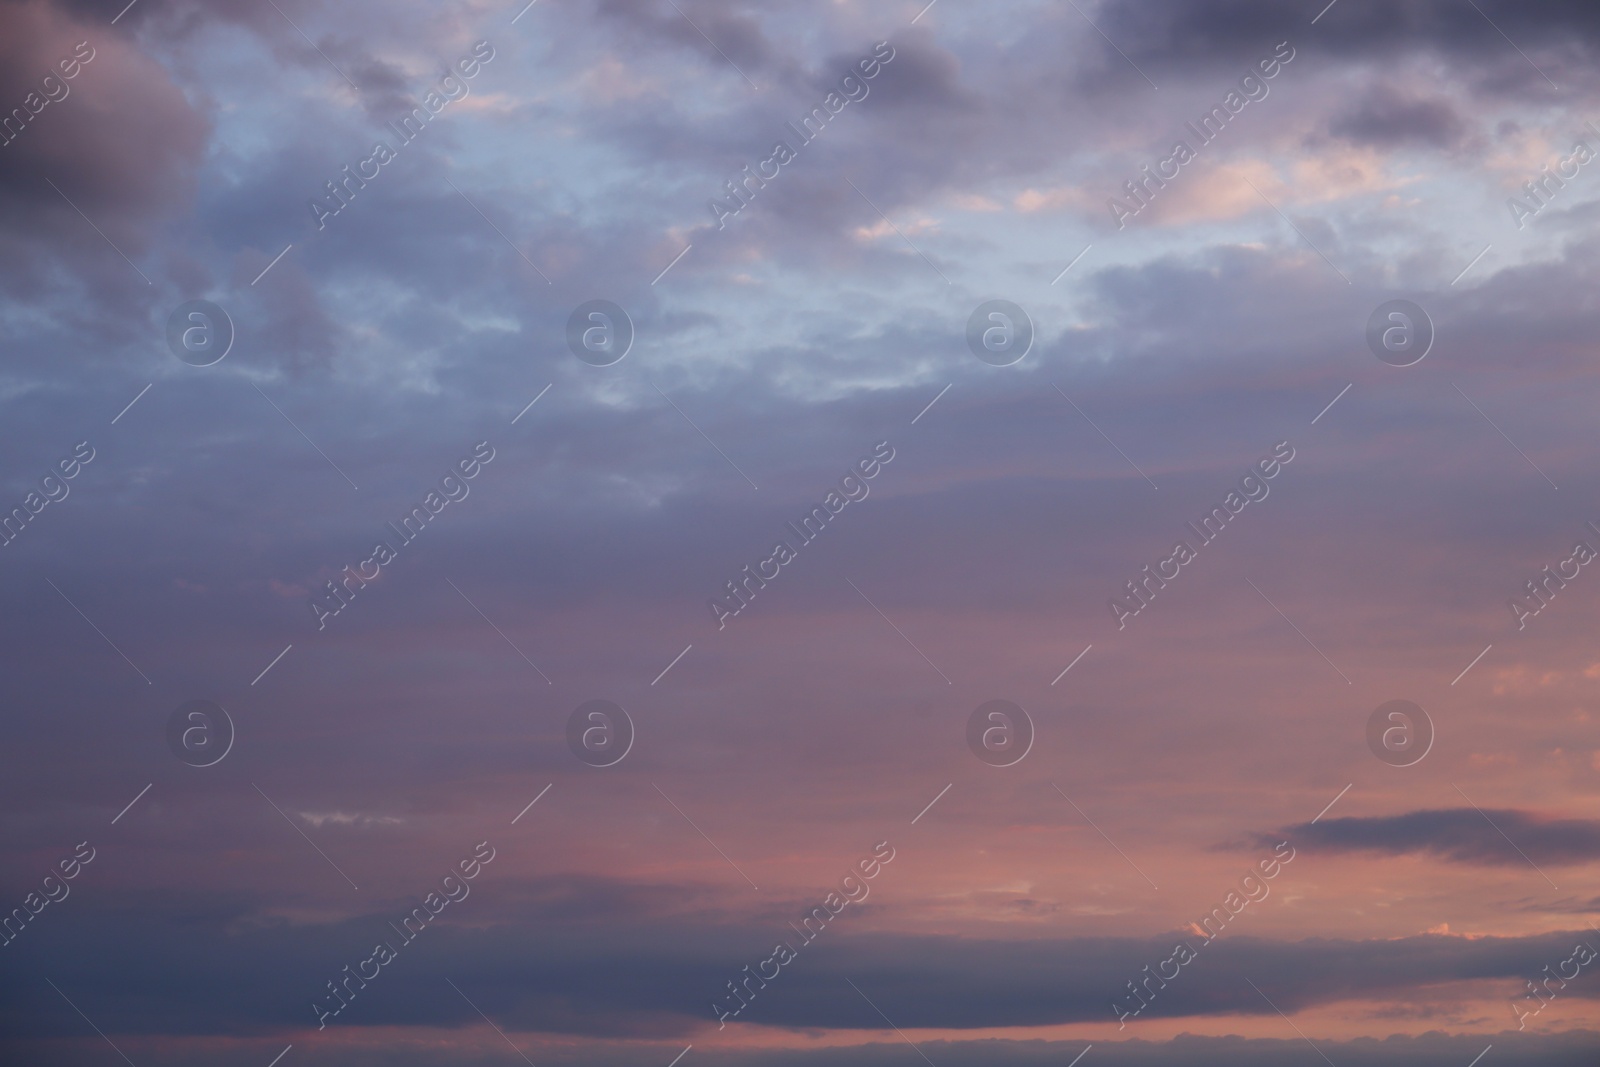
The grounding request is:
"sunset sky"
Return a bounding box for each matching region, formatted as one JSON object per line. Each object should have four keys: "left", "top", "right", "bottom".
{"left": 3, "top": 1, "right": 1600, "bottom": 1065}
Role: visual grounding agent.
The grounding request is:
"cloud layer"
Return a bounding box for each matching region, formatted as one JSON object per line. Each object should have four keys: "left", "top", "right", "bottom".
{"left": 4, "top": 0, "right": 1600, "bottom": 1064}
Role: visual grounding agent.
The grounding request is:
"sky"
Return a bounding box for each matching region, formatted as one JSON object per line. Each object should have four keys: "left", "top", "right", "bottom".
{"left": 2, "top": 0, "right": 1600, "bottom": 1064}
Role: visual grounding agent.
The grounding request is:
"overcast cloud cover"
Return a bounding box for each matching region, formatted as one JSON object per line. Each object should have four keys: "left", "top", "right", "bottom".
{"left": 3, "top": 0, "right": 1600, "bottom": 1064}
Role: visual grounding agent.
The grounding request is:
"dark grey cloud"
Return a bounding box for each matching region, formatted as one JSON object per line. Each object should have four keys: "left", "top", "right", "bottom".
{"left": 0, "top": 0, "right": 208, "bottom": 291}
{"left": 1510, "top": 893, "right": 1600, "bottom": 914}
{"left": 1100, "top": 0, "right": 1600, "bottom": 72}
{"left": 1329, "top": 87, "right": 1468, "bottom": 148}
{"left": 595, "top": 0, "right": 785, "bottom": 85}
{"left": 1279, "top": 809, "right": 1600, "bottom": 867}
{"left": 5, "top": 1026, "right": 1597, "bottom": 1067}
{"left": 3, "top": 879, "right": 1597, "bottom": 1040}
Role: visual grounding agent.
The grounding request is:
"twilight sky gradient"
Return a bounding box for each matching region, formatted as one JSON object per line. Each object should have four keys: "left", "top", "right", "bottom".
{"left": 3, "top": 0, "right": 1600, "bottom": 1064}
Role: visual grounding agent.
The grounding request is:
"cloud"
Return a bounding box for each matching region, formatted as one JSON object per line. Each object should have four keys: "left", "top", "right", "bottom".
{"left": 7, "top": 2, "right": 1600, "bottom": 1064}
{"left": 4, "top": 1027, "right": 1597, "bottom": 1067}
{"left": 4, "top": 878, "right": 1599, "bottom": 1039}
{"left": 1097, "top": 0, "right": 1600, "bottom": 78}
{"left": 0, "top": 0, "right": 208, "bottom": 293}
{"left": 1329, "top": 87, "right": 1469, "bottom": 149}
{"left": 1277, "top": 809, "right": 1600, "bottom": 867}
